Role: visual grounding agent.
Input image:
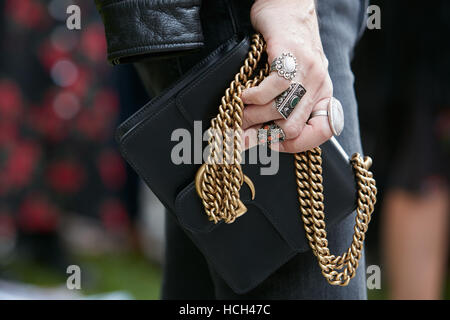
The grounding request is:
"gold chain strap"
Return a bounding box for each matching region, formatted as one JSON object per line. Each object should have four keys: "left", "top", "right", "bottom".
{"left": 295, "top": 148, "right": 377, "bottom": 285}
{"left": 197, "top": 34, "right": 269, "bottom": 224}
{"left": 195, "top": 34, "right": 377, "bottom": 286}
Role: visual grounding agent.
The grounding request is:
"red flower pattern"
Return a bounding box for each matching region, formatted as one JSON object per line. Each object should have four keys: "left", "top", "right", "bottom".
{"left": 97, "top": 150, "right": 127, "bottom": 190}
{"left": 0, "top": 141, "right": 40, "bottom": 194}
{"left": 99, "top": 199, "right": 130, "bottom": 234}
{"left": 5, "top": 0, "right": 49, "bottom": 30}
{"left": 0, "top": 211, "right": 16, "bottom": 239}
{"left": 47, "top": 160, "right": 86, "bottom": 194}
{"left": 18, "top": 194, "right": 60, "bottom": 233}
{"left": 80, "top": 23, "right": 108, "bottom": 62}
{"left": 0, "top": 80, "right": 23, "bottom": 121}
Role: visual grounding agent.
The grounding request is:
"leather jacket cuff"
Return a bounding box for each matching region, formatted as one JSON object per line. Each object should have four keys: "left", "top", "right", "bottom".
{"left": 95, "top": 0, "right": 204, "bottom": 64}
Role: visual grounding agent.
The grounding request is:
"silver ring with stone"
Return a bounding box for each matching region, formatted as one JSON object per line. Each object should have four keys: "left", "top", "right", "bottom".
{"left": 309, "top": 97, "right": 345, "bottom": 136}
{"left": 258, "top": 122, "right": 286, "bottom": 146}
{"left": 274, "top": 82, "right": 306, "bottom": 119}
{"left": 270, "top": 52, "right": 297, "bottom": 80}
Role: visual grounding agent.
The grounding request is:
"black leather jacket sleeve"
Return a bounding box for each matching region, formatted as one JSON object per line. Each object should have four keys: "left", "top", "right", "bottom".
{"left": 95, "top": 0, "right": 204, "bottom": 64}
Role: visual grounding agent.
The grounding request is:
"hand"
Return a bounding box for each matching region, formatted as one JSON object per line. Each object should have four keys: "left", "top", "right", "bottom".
{"left": 242, "top": 0, "right": 334, "bottom": 153}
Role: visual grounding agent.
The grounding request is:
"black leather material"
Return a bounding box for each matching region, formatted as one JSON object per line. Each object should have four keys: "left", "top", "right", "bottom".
{"left": 116, "top": 35, "right": 358, "bottom": 293}
{"left": 95, "top": 0, "right": 204, "bottom": 64}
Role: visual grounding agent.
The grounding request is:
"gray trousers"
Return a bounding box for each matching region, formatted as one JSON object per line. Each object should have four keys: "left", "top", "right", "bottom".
{"left": 139, "top": 0, "right": 369, "bottom": 299}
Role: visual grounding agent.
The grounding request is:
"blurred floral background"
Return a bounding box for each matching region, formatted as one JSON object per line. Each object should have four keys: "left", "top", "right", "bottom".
{"left": 0, "top": 0, "right": 162, "bottom": 299}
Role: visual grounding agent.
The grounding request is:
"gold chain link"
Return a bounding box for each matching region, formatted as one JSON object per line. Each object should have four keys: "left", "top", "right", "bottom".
{"left": 196, "top": 34, "right": 377, "bottom": 286}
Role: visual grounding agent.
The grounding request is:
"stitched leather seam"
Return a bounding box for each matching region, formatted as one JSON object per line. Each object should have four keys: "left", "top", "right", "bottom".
{"left": 108, "top": 42, "right": 203, "bottom": 61}
{"left": 100, "top": 0, "right": 201, "bottom": 10}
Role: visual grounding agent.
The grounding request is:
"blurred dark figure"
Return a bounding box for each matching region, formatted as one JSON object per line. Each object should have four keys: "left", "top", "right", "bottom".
{"left": 354, "top": 1, "right": 449, "bottom": 299}
{"left": 113, "top": 64, "right": 150, "bottom": 250}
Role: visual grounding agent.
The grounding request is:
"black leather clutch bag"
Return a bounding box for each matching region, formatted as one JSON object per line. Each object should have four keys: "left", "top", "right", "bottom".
{"left": 116, "top": 35, "right": 359, "bottom": 293}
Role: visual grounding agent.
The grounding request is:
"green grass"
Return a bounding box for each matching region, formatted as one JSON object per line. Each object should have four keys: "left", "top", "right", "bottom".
{"left": 5, "top": 259, "right": 67, "bottom": 287}
{"left": 79, "top": 252, "right": 162, "bottom": 299}
{"left": 4, "top": 252, "right": 162, "bottom": 299}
